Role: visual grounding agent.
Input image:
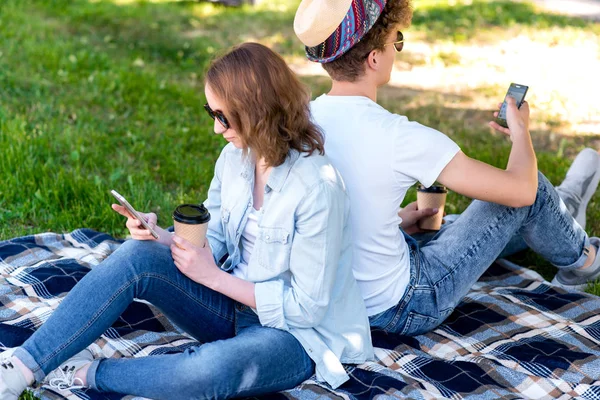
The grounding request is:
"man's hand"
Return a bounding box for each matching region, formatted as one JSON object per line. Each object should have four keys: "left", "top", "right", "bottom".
{"left": 488, "top": 96, "right": 530, "bottom": 140}
{"left": 398, "top": 201, "right": 439, "bottom": 235}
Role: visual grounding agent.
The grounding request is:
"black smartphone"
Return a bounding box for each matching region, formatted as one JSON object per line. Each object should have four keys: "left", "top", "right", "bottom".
{"left": 497, "top": 83, "right": 528, "bottom": 128}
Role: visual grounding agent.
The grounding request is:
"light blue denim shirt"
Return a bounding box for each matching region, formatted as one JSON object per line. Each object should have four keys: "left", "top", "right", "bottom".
{"left": 204, "top": 144, "right": 373, "bottom": 388}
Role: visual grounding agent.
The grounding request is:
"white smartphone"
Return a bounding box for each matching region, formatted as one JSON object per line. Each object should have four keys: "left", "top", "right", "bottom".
{"left": 110, "top": 190, "right": 159, "bottom": 239}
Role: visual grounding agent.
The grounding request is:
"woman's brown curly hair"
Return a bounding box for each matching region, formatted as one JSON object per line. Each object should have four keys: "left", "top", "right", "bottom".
{"left": 206, "top": 43, "right": 324, "bottom": 168}
{"left": 322, "top": 0, "right": 413, "bottom": 82}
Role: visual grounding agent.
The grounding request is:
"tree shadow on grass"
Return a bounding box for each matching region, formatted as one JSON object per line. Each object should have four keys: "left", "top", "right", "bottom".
{"left": 30, "top": 0, "right": 600, "bottom": 70}
{"left": 412, "top": 0, "right": 599, "bottom": 42}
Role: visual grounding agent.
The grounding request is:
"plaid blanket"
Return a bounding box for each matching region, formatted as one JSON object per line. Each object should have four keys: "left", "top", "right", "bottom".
{"left": 2, "top": 229, "right": 600, "bottom": 400}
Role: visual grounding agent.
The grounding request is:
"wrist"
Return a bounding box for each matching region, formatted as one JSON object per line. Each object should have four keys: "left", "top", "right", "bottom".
{"left": 206, "top": 267, "right": 226, "bottom": 291}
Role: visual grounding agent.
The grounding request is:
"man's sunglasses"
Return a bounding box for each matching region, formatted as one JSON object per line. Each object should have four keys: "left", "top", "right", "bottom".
{"left": 204, "top": 103, "right": 230, "bottom": 130}
{"left": 384, "top": 31, "right": 404, "bottom": 53}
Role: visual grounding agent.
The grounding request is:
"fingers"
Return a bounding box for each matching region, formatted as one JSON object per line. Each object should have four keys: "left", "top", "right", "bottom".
{"left": 111, "top": 204, "right": 133, "bottom": 219}
{"left": 488, "top": 120, "right": 511, "bottom": 136}
{"left": 146, "top": 213, "right": 158, "bottom": 228}
{"left": 404, "top": 201, "right": 418, "bottom": 211}
{"left": 505, "top": 96, "right": 517, "bottom": 107}
{"left": 417, "top": 207, "right": 439, "bottom": 218}
{"left": 172, "top": 235, "right": 193, "bottom": 251}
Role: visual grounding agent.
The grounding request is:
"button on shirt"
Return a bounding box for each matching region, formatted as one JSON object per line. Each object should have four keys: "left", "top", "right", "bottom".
{"left": 204, "top": 145, "right": 374, "bottom": 388}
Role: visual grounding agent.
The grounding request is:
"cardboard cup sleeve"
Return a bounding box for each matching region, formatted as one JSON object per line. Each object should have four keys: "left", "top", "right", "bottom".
{"left": 416, "top": 187, "right": 447, "bottom": 231}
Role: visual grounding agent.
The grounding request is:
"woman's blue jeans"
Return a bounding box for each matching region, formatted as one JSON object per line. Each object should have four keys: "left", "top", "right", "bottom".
{"left": 13, "top": 240, "right": 314, "bottom": 399}
{"left": 370, "top": 172, "right": 590, "bottom": 336}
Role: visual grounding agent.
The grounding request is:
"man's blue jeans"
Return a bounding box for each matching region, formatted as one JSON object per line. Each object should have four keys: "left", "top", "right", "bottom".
{"left": 13, "top": 240, "right": 314, "bottom": 399}
{"left": 370, "top": 172, "right": 590, "bottom": 335}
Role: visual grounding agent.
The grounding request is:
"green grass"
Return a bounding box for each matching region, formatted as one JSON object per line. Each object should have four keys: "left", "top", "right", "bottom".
{"left": 18, "top": 390, "right": 38, "bottom": 400}
{"left": 412, "top": 0, "right": 600, "bottom": 42}
{"left": 1, "top": 1, "right": 599, "bottom": 397}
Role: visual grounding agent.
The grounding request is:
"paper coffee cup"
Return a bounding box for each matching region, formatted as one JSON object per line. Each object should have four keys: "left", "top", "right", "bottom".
{"left": 173, "top": 204, "right": 211, "bottom": 248}
{"left": 417, "top": 184, "right": 447, "bottom": 231}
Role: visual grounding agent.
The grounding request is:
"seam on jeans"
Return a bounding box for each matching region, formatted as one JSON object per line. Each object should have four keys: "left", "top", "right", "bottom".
{"left": 433, "top": 205, "right": 514, "bottom": 289}
{"left": 544, "top": 184, "right": 578, "bottom": 243}
{"left": 140, "top": 273, "right": 235, "bottom": 321}
{"left": 37, "top": 275, "right": 141, "bottom": 369}
{"left": 530, "top": 182, "right": 583, "bottom": 267}
{"left": 37, "top": 272, "right": 234, "bottom": 370}
{"left": 233, "top": 340, "right": 314, "bottom": 397}
{"left": 236, "top": 364, "right": 313, "bottom": 397}
{"left": 383, "top": 247, "right": 419, "bottom": 332}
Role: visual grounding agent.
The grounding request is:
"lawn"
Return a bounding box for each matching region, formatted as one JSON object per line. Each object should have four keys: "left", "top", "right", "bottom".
{"left": 1, "top": 1, "right": 599, "bottom": 397}
{"left": 2, "top": 0, "right": 600, "bottom": 279}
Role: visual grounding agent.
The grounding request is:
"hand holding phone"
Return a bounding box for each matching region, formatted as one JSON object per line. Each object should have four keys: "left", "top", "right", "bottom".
{"left": 496, "top": 83, "right": 528, "bottom": 128}
{"left": 111, "top": 190, "right": 160, "bottom": 239}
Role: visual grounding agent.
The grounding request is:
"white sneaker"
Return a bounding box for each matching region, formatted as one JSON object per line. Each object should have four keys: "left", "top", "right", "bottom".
{"left": 0, "top": 348, "right": 29, "bottom": 400}
{"left": 44, "top": 348, "right": 94, "bottom": 391}
{"left": 552, "top": 237, "right": 600, "bottom": 291}
{"left": 556, "top": 148, "right": 600, "bottom": 230}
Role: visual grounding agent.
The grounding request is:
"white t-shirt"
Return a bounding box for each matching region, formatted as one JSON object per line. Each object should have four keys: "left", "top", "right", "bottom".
{"left": 233, "top": 208, "right": 260, "bottom": 280}
{"left": 311, "top": 94, "right": 461, "bottom": 316}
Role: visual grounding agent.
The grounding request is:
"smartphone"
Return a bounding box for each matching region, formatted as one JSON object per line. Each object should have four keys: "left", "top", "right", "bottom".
{"left": 497, "top": 83, "right": 529, "bottom": 128}
{"left": 110, "top": 190, "right": 159, "bottom": 239}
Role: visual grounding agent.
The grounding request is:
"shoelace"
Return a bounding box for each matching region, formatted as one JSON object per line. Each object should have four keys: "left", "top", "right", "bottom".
{"left": 0, "top": 359, "right": 14, "bottom": 370}
{"left": 47, "top": 365, "right": 85, "bottom": 391}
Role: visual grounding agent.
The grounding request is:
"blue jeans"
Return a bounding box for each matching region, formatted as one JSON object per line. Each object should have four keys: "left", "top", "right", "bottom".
{"left": 13, "top": 240, "right": 314, "bottom": 399}
{"left": 370, "top": 172, "right": 590, "bottom": 336}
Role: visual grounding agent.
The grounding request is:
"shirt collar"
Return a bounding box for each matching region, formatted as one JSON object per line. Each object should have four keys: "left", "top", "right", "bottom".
{"left": 267, "top": 150, "right": 300, "bottom": 192}
{"left": 239, "top": 149, "right": 300, "bottom": 193}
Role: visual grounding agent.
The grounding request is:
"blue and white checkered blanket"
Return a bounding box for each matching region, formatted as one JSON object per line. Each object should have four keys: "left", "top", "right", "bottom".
{"left": 2, "top": 229, "right": 600, "bottom": 399}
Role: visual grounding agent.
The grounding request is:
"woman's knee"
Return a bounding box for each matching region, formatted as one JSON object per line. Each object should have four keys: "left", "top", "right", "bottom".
{"left": 105, "top": 240, "right": 173, "bottom": 277}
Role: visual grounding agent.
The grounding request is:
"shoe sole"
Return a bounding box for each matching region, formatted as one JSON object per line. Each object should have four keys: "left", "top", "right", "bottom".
{"left": 550, "top": 276, "right": 590, "bottom": 292}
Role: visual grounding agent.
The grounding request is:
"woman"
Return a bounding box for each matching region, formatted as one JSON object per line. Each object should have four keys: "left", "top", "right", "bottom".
{"left": 0, "top": 42, "right": 373, "bottom": 399}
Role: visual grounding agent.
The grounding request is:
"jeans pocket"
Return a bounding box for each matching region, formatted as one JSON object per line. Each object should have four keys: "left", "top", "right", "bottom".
{"left": 400, "top": 311, "right": 440, "bottom": 336}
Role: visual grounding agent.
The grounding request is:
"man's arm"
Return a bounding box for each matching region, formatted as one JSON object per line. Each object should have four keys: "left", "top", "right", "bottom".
{"left": 437, "top": 98, "right": 537, "bottom": 208}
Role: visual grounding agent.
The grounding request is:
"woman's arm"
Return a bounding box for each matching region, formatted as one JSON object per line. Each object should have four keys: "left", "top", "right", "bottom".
{"left": 171, "top": 176, "right": 347, "bottom": 328}
{"left": 171, "top": 235, "right": 257, "bottom": 307}
{"left": 437, "top": 97, "right": 537, "bottom": 207}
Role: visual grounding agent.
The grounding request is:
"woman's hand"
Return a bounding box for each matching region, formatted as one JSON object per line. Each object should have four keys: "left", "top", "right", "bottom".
{"left": 111, "top": 204, "right": 158, "bottom": 241}
{"left": 488, "top": 96, "right": 530, "bottom": 140}
{"left": 398, "top": 201, "right": 439, "bottom": 235}
{"left": 170, "top": 236, "right": 223, "bottom": 288}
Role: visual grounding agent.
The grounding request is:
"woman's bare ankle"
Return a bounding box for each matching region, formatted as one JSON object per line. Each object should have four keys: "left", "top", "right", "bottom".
{"left": 11, "top": 356, "right": 34, "bottom": 386}
{"left": 74, "top": 362, "right": 91, "bottom": 387}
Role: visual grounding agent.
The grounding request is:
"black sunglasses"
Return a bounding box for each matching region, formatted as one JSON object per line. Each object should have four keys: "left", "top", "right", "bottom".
{"left": 204, "top": 103, "right": 230, "bottom": 130}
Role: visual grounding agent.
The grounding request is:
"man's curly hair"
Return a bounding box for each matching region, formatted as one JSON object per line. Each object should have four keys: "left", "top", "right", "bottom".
{"left": 322, "top": 0, "right": 412, "bottom": 82}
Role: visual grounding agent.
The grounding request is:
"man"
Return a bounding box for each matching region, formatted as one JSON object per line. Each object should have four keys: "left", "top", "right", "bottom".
{"left": 294, "top": 0, "right": 600, "bottom": 335}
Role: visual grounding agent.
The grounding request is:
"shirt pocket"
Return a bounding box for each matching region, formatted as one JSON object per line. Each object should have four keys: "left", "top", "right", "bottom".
{"left": 257, "top": 227, "right": 291, "bottom": 273}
